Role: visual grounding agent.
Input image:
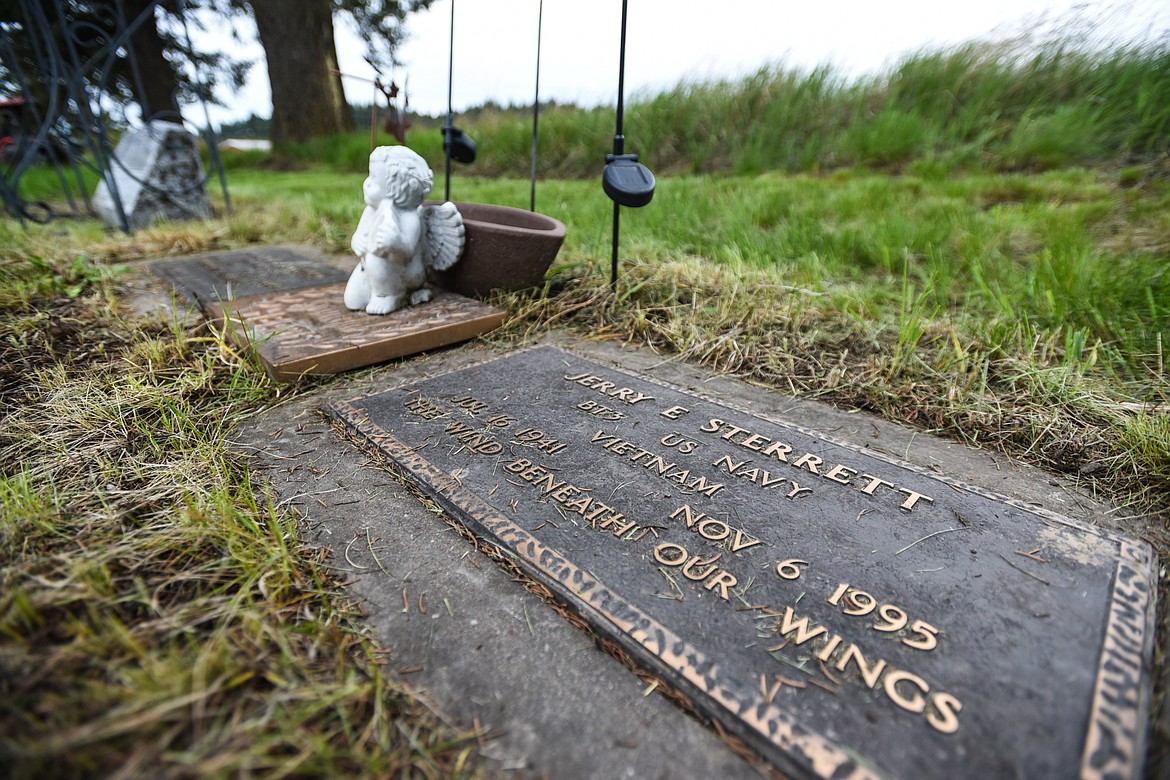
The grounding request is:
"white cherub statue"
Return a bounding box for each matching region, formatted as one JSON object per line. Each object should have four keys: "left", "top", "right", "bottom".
{"left": 344, "top": 146, "right": 465, "bottom": 315}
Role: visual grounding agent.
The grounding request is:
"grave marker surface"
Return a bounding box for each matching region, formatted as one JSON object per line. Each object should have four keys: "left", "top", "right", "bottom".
{"left": 207, "top": 283, "right": 504, "bottom": 380}
{"left": 150, "top": 247, "right": 349, "bottom": 309}
{"left": 327, "top": 345, "right": 1157, "bottom": 780}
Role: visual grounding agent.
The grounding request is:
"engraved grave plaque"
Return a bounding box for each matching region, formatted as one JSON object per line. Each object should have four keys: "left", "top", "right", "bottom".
{"left": 150, "top": 247, "right": 349, "bottom": 309}
{"left": 207, "top": 283, "right": 505, "bottom": 381}
{"left": 327, "top": 345, "right": 1157, "bottom": 780}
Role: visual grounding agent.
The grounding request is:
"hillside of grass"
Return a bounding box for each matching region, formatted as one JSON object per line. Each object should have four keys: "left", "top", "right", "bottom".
{"left": 257, "top": 26, "right": 1170, "bottom": 179}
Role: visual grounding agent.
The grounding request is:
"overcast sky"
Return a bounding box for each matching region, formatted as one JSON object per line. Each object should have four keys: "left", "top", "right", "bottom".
{"left": 196, "top": 0, "right": 1168, "bottom": 129}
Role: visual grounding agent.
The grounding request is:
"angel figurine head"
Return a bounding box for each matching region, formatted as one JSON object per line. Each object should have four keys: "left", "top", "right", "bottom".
{"left": 364, "top": 146, "right": 433, "bottom": 210}
{"left": 344, "top": 146, "right": 465, "bottom": 315}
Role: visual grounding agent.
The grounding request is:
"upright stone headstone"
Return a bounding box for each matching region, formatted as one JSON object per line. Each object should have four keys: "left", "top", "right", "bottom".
{"left": 94, "top": 121, "right": 211, "bottom": 230}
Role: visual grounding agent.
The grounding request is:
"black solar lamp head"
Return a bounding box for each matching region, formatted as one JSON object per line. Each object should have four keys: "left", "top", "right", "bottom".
{"left": 443, "top": 125, "right": 477, "bottom": 164}
{"left": 603, "top": 153, "right": 655, "bottom": 208}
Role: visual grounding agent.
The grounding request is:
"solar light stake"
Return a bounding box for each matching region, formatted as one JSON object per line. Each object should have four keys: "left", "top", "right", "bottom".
{"left": 610, "top": 0, "right": 627, "bottom": 290}
{"left": 603, "top": 0, "right": 655, "bottom": 290}
{"left": 614, "top": 0, "right": 627, "bottom": 160}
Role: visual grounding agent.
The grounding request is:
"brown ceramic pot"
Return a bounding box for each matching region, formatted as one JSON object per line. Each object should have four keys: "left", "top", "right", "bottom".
{"left": 430, "top": 202, "right": 566, "bottom": 298}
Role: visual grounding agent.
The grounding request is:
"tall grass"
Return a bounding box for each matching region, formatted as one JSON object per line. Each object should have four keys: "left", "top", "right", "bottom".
{"left": 10, "top": 14, "right": 1167, "bottom": 210}
{"left": 204, "top": 17, "right": 1170, "bottom": 184}
{"left": 329, "top": 23, "right": 1166, "bottom": 179}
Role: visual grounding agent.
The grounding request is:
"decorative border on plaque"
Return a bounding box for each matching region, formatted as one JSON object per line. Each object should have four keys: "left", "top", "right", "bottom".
{"left": 1080, "top": 539, "right": 1156, "bottom": 779}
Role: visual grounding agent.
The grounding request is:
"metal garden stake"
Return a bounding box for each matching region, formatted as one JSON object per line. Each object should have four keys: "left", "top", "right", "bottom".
{"left": 602, "top": 0, "right": 655, "bottom": 289}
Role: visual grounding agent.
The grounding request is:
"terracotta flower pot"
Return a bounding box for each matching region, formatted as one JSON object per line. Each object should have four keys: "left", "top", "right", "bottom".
{"left": 430, "top": 202, "right": 566, "bottom": 298}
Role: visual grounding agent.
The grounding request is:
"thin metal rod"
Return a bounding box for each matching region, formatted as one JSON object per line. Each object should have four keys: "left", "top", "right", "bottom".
{"left": 611, "top": 0, "right": 629, "bottom": 289}
{"left": 116, "top": 0, "right": 152, "bottom": 122}
{"left": 529, "top": 0, "right": 543, "bottom": 212}
{"left": 446, "top": 0, "right": 455, "bottom": 119}
{"left": 444, "top": 0, "right": 455, "bottom": 201}
{"left": 614, "top": 0, "right": 628, "bottom": 156}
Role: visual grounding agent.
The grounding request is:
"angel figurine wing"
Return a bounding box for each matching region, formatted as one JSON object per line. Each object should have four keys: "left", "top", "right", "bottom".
{"left": 419, "top": 201, "right": 466, "bottom": 271}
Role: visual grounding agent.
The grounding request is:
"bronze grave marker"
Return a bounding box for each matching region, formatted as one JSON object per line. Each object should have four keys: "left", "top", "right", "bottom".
{"left": 150, "top": 247, "right": 349, "bottom": 309}
{"left": 326, "top": 345, "right": 1157, "bottom": 780}
{"left": 207, "top": 284, "right": 505, "bottom": 381}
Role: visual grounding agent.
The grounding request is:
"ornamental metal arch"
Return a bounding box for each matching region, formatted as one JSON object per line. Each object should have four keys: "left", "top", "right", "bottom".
{"left": 0, "top": 0, "right": 229, "bottom": 232}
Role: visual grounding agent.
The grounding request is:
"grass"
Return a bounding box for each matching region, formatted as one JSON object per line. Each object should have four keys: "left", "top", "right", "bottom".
{"left": 3, "top": 17, "right": 1170, "bottom": 777}
{"left": 211, "top": 17, "right": 1169, "bottom": 181}
{"left": 0, "top": 231, "right": 482, "bottom": 776}
{"left": 215, "top": 160, "right": 1170, "bottom": 391}
{"left": 394, "top": 15, "right": 1170, "bottom": 179}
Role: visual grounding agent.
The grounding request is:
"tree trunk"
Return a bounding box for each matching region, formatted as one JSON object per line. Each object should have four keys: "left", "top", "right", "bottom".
{"left": 121, "top": 0, "right": 183, "bottom": 121}
{"left": 250, "top": 0, "right": 354, "bottom": 145}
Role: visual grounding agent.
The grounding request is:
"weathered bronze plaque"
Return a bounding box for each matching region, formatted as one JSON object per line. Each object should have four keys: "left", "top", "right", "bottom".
{"left": 150, "top": 247, "right": 348, "bottom": 308}
{"left": 207, "top": 284, "right": 505, "bottom": 381}
{"left": 327, "top": 346, "right": 1157, "bottom": 779}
